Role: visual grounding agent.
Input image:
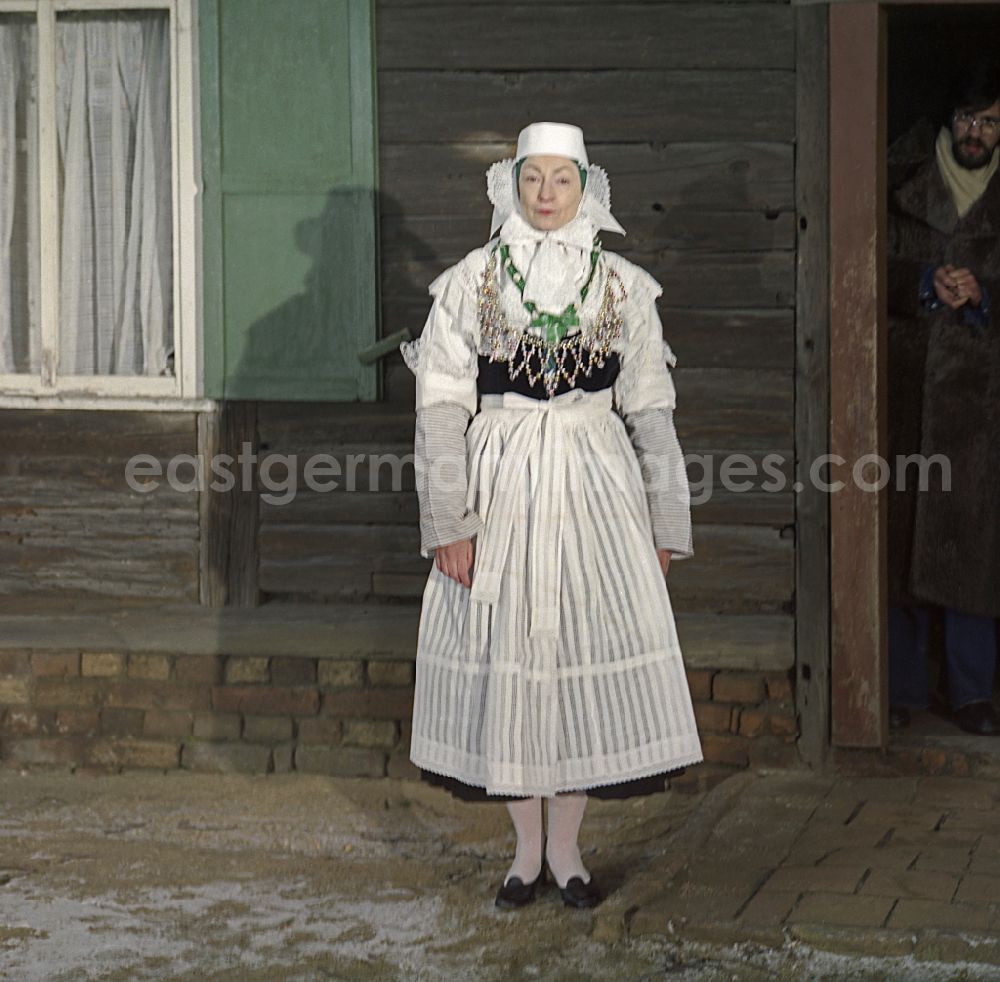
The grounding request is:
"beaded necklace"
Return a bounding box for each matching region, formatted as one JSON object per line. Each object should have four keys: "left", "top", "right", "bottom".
{"left": 496, "top": 239, "right": 602, "bottom": 345}
{"left": 478, "top": 248, "right": 626, "bottom": 398}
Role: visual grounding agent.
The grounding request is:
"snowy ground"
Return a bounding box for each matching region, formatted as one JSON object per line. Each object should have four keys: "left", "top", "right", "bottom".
{"left": 0, "top": 771, "right": 996, "bottom": 981}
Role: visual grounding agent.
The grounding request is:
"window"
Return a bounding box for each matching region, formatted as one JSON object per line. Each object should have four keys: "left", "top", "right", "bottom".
{"left": 0, "top": 0, "right": 198, "bottom": 405}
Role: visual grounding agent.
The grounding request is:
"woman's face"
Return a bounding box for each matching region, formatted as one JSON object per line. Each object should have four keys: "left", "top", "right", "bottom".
{"left": 517, "top": 155, "right": 584, "bottom": 231}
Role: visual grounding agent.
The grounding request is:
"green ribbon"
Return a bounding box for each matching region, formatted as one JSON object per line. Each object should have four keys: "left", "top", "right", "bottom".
{"left": 497, "top": 240, "right": 601, "bottom": 345}
{"left": 530, "top": 307, "right": 580, "bottom": 343}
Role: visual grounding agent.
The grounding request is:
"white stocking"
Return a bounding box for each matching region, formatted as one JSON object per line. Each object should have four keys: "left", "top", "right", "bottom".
{"left": 504, "top": 797, "right": 543, "bottom": 885}
{"left": 545, "top": 791, "right": 590, "bottom": 887}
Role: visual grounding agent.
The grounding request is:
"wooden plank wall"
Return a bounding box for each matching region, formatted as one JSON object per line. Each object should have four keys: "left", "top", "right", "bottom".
{"left": 331, "top": 0, "right": 796, "bottom": 670}
{"left": 377, "top": 0, "right": 796, "bottom": 401}
{"left": 0, "top": 411, "right": 200, "bottom": 607}
{"left": 256, "top": 404, "right": 424, "bottom": 601}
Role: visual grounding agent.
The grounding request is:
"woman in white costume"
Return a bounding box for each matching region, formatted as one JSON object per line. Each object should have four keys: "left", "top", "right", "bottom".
{"left": 402, "top": 122, "right": 702, "bottom": 910}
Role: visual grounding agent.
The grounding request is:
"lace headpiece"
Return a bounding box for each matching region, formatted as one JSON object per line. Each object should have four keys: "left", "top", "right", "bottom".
{"left": 486, "top": 122, "right": 626, "bottom": 237}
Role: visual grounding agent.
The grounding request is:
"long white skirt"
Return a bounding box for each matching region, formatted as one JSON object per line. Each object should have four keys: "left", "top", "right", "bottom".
{"left": 410, "top": 388, "right": 703, "bottom": 797}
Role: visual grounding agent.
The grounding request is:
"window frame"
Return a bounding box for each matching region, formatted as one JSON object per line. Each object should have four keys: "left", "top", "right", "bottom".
{"left": 0, "top": 0, "right": 203, "bottom": 410}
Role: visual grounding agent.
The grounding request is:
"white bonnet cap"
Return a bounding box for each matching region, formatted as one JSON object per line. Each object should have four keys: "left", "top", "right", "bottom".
{"left": 486, "top": 121, "right": 624, "bottom": 237}
{"left": 515, "top": 122, "right": 589, "bottom": 167}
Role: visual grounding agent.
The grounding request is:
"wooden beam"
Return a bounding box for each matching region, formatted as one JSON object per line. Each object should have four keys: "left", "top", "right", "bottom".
{"left": 829, "top": 3, "right": 888, "bottom": 749}
{"left": 379, "top": 142, "right": 794, "bottom": 218}
{"left": 378, "top": 4, "right": 794, "bottom": 71}
{"left": 382, "top": 252, "right": 796, "bottom": 323}
{"left": 379, "top": 0, "right": 789, "bottom": 6}
{"left": 794, "top": 4, "right": 831, "bottom": 768}
{"left": 378, "top": 71, "right": 796, "bottom": 144}
{"left": 258, "top": 523, "right": 794, "bottom": 614}
{"left": 198, "top": 402, "right": 260, "bottom": 608}
{"left": 197, "top": 409, "right": 224, "bottom": 607}
{"left": 380, "top": 211, "right": 796, "bottom": 264}
{"left": 795, "top": 0, "right": 998, "bottom": 5}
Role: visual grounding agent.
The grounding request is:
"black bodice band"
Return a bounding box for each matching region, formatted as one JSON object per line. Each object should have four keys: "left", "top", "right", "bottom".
{"left": 477, "top": 351, "right": 620, "bottom": 400}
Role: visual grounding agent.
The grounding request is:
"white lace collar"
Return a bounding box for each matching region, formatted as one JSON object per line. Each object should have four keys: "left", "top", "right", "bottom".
{"left": 494, "top": 212, "right": 598, "bottom": 315}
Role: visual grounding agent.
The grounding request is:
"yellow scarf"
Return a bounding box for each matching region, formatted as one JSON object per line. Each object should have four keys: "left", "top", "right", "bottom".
{"left": 935, "top": 125, "right": 999, "bottom": 219}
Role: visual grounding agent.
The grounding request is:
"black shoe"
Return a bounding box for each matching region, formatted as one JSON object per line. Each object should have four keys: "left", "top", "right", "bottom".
{"left": 954, "top": 701, "right": 1000, "bottom": 736}
{"left": 556, "top": 875, "right": 602, "bottom": 909}
{"left": 889, "top": 705, "right": 911, "bottom": 731}
{"left": 495, "top": 868, "right": 544, "bottom": 909}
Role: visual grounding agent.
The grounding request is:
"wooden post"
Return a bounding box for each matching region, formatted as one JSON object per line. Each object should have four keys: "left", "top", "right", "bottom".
{"left": 794, "top": 4, "right": 831, "bottom": 767}
{"left": 198, "top": 401, "right": 261, "bottom": 608}
{"left": 829, "top": 3, "right": 888, "bottom": 748}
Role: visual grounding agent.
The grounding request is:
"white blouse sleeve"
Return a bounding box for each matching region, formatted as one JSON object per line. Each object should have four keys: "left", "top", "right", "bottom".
{"left": 613, "top": 269, "right": 677, "bottom": 417}
{"left": 614, "top": 268, "right": 693, "bottom": 558}
{"left": 401, "top": 257, "right": 480, "bottom": 417}
{"left": 400, "top": 255, "right": 484, "bottom": 555}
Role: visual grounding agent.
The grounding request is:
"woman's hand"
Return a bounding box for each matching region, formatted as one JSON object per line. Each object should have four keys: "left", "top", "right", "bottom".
{"left": 435, "top": 537, "right": 475, "bottom": 588}
{"left": 657, "top": 549, "right": 672, "bottom": 577}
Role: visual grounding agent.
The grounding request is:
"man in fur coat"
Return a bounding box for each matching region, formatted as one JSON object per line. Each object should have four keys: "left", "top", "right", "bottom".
{"left": 888, "top": 59, "right": 1000, "bottom": 736}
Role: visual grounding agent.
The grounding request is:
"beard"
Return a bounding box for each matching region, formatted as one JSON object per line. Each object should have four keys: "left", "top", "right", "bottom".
{"left": 952, "top": 136, "right": 996, "bottom": 170}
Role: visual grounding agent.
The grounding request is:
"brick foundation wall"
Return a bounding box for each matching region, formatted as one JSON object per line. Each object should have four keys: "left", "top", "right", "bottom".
{"left": 679, "top": 668, "right": 800, "bottom": 789}
{"left": 0, "top": 650, "right": 419, "bottom": 778}
{"left": 0, "top": 650, "right": 800, "bottom": 785}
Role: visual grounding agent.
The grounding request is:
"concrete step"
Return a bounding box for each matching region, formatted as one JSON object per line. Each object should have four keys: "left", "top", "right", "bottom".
{"left": 0, "top": 600, "right": 420, "bottom": 660}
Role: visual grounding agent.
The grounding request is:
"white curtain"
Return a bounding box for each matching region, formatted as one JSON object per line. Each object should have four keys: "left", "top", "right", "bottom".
{"left": 57, "top": 12, "right": 173, "bottom": 377}
{"left": 0, "top": 17, "right": 39, "bottom": 376}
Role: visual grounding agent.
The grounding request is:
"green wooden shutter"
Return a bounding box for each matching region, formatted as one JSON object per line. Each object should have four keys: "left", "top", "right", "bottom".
{"left": 200, "top": 0, "right": 378, "bottom": 401}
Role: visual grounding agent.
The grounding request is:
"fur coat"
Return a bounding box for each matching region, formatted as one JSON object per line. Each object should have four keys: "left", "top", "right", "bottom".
{"left": 888, "top": 121, "right": 1000, "bottom": 618}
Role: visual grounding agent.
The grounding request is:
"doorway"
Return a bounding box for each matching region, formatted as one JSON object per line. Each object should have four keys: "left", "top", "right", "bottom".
{"left": 829, "top": 2, "right": 1000, "bottom": 752}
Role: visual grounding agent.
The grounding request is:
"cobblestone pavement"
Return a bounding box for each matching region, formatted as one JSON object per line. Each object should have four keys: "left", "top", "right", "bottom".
{"left": 1, "top": 768, "right": 1000, "bottom": 981}
{"left": 601, "top": 770, "right": 1000, "bottom": 975}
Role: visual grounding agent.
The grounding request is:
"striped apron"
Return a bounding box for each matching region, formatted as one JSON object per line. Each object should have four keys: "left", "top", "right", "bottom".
{"left": 410, "top": 387, "right": 702, "bottom": 796}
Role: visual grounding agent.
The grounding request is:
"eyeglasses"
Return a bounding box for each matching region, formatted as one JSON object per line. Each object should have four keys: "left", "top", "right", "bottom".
{"left": 952, "top": 111, "right": 1000, "bottom": 136}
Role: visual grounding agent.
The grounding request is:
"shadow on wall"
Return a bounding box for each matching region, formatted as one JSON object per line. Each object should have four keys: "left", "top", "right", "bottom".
{"left": 203, "top": 187, "right": 435, "bottom": 608}
{"left": 226, "top": 186, "right": 427, "bottom": 403}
